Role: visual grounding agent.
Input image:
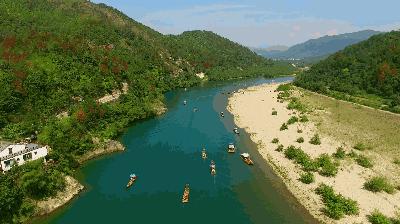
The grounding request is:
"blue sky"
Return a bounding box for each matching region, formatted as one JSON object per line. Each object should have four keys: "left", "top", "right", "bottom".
{"left": 92, "top": 0, "right": 400, "bottom": 47}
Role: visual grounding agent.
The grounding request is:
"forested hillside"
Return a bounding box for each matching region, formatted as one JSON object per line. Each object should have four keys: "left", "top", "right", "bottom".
{"left": 295, "top": 31, "right": 400, "bottom": 113}
{"left": 257, "top": 30, "right": 380, "bottom": 61}
{"left": 0, "top": 1, "right": 291, "bottom": 222}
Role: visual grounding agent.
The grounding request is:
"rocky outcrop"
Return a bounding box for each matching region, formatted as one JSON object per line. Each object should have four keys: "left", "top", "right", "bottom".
{"left": 78, "top": 139, "right": 125, "bottom": 164}
{"left": 36, "top": 176, "right": 84, "bottom": 215}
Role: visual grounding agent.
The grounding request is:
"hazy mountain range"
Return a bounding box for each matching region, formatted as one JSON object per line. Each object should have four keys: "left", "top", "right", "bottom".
{"left": 253, "top": 30, "right": 381, "bottom": 62}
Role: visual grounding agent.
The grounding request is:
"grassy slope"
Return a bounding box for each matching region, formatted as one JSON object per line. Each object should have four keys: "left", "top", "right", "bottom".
{"left": 294, "top": 31, "right": 400, "bottom": 113}
{"left": 297, "top": 87, "right": 400, "bottom": 180}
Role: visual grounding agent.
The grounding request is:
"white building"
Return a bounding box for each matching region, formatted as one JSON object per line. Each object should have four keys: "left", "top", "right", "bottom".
{"left": 0, "top": 144, "right": 48, "bottom": 172}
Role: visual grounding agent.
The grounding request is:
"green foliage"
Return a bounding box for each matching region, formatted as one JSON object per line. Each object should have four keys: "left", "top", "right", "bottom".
{"left": 287, "top": 116, "right": 299, "bottom": 125}
{"left": 276, "top": 83, "right": 292, "bottom": 92}
{"left": 317, "top": 154, "right": 339, "bottom": 177}
{"left": 309, "top": 134, "right": 321, "bottom": 145}
{"left": 356, "top": 155, "right": 373, "bottom": 168}
{"left": 299, "top": 115, "right": 309, "bottom": 122}
{"left": 368, "top": 210, "right": 394, "bottom": 224}
{"left": 280, "top": 123, "right": 288, "bottom": 131}
{"left": 299, "top": 172, "right": 315, "bottom": 184}
{"left": 315, "top": 184, "right": 359, "bottom": 220}
{"left": 284, "top": 145, "right": 318, "bottom": 172}
{"left": 297, "top": 129, "right": 303, "bottom": 133}
{"left": 271, "top": 138, "right": 280, "bottom": 144}
{"left": 296, "top": 137, "right": 304, "bottom": 143}
{"left": 394, "top": 159, "right": 400, "bottom": 165}
{"left": 275, "top": 144, "right": 284, "bottom": 152}
{"left": 333, "top": 147, "right": 346, "bottom": 159}
{"left": 353, "top": 142, "right": 370, "bottom": 151}
{"left": 287, "top": 97, "right": 307, "bottom": 113}
{"left": 0, "top": 174, "right": 24, "bottom": 223}
{"left": 364, "top": 176, "right": 395, "bottom": 194}
{"left": 294, "top": 31, "right": 400, "bottom": 114}
{"left": 348, "top": 150, "right": 358, "bottom": 158}
{"left": 272, "top": 110, "right": 278, "bottom": 115}
{"left": 0, "top": 0, "right": 291, "bottom": 222}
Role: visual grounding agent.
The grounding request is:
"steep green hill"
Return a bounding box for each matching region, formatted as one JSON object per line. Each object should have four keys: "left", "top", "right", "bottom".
{"left": 258, "top": 30, "right": 380, "bottom": 61}
{"left": 166, "top": 31, "right": 283, "bottom": 80}
{"left": 0, "top": 1, "right": 291, "bottom": 222}
{"left": 294, "top": 31, "right": 400, "bottom": 113}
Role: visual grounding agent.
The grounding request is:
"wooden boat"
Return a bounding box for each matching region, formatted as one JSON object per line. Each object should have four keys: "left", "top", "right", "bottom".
{"left": 182, "top": 184, "right": 190, "bottom": 203}
{"left": 227, "top": 143, "right": 236, "bottom": 153}
{"left": 183, "top": 100, "right": 187, "bottom": 105}
{"left": 240, "top": 153, "right": 254, "bottom": 165}
{"left": 126, "top": 174, "right": 137, "bottom": 188}
{"left": 210, "top": 160, "right": 216, "bottom": 175}
{"left": 201, "top": 149, "right": 207, "bottom": 159}
{"left": 233, "top": 127, "right": 239, "bottom": 135}
{"left": 220, "top": 112, "right": 224, "bottom": 117}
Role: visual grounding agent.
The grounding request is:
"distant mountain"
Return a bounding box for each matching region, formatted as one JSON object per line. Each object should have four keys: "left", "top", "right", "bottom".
{"left": 294, "top": 31, "right": 400, "bottom": 113}
{"left": 253, "top": 45, "right": 289, "bottom": 57}
{"left": 258, "top": 30, "right": 381, "bottom": 61}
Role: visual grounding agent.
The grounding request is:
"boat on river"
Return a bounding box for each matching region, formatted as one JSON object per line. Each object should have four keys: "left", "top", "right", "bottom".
{"left": 210, "top": 160, "right": 216, "bottom": 175}
{"left": 220, "top": 112, "right": 224, "bottom": 117}
{"left": 126, "top": 174, "right": 137, "bottom": 188}
{"left": 183, "top": 100, "right": 187, "bottom": 105}
{"left": 182, "top": 184, "right": 190, "bottom": 203}
{"left": 233, "top": 127, "right": 239, "bottom": 135}
{"left": 240, "top": 153, "right": 254, "bottom": 165}
{"left": 227, "top": 143, "right": 236, "bottom": 153}
{"left": 201, "top": 148, "right": 207, "bottom": 159}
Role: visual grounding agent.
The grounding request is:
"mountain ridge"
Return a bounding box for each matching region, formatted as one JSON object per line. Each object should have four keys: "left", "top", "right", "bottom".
{"left": 255, "top": 30, "right": 381, "bottom": 61}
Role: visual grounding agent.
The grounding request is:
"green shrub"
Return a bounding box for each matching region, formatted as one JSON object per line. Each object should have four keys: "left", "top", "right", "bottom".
{"left": 287, "top": 116, "right": 299, "bottom": 125}
{"left": 315, "top": 184, "right": 359, "bottom": 220}
{"left": 317, "top": 154, "right": 339, "bottom": 177}
{"left": 297, "top": 129, "right": 303, "bottom": 133}
{"left": 299, "top": 115, "right": 309, "bottom": 122}
{"left": 393, "top": 159, "right": 400, "bottom": 165}
{"left": 347, "top": 150, "right": 358, "bottom": 158}
{"left": 284, "top": 145, "right": 318, "bottom": 171}
{"left": 277, "top": 91, "right": 291, "bottom": 99}
{"left": 299, "top": 172, "right": 314, "bottom": 184}
{"left": 277, "top": 83, "right": 292, "bottom": 92}
{"left": 272, "top": 110, "right": 278, "bottom": 115}
{"left": 20, "top": 164, "right": 66, "bottom": 200}
{"left": 271, "top": 138, "right": 279, "bottom": 144}
{"left": 275, "top": 144, "right": 284, "bottom": 152}
{"left": 367, "top": 210, "right": 392, "bottom": 224}
{"left": 356, "top": 155, "right": 373, "bottom": 168}
{"left": 296, "top": 137, "right": 304, "bottom": 143}
{"left": 353, "top": 142, "right": 369, "bottom": 151}
{"left": 309, "top": 134, "right": 321, "bottom": 145}
{"left": 364, "top": 176, "right": 395, "bottom": 194}
{"left": 280, "top": 123, "right": 288, "bottom": 131}
{"left": 287, "top": 97, "right": 307, "bottom": 113}
{"left": 333, "top": 147, "right": 346, "bottom": 159}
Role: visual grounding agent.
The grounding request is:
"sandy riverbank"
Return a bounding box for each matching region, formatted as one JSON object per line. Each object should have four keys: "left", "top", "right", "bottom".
{"left": 227, "top": 83, "right": 400, "bottom": 223}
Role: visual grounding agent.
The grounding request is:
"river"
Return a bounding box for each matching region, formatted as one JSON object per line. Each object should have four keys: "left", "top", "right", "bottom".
{"left": 35, "top": 76, "right": 316, "bottom": 224}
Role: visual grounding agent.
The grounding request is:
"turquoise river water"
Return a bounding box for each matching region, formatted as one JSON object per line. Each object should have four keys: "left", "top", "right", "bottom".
{"left": 34, "top": 77, "right": 316, "bottom": 224}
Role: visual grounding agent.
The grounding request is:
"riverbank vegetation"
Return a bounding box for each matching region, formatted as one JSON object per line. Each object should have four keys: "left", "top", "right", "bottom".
{"left": 316, "top": 184, "right": 359, "bottom": 220}
{"left": 294, "top": 31, "right": 400, "bottom": 114}
{"left": 273, "top": 83, "right": 400, "bottom": 222}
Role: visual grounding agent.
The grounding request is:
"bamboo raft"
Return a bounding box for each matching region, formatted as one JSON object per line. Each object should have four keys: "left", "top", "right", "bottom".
{"left": 182, "top": 184, "right": 190, "bottom": 203}
{"left": 126, "top": 174, "right": 137, "bottom": 188}
{"left": 240, "top": 153, "right": 254, "bottom": 165}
